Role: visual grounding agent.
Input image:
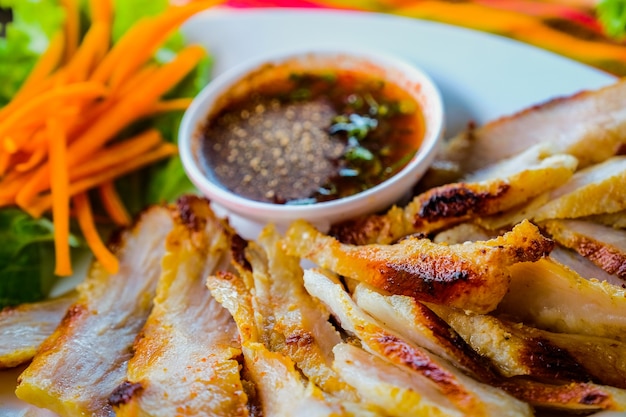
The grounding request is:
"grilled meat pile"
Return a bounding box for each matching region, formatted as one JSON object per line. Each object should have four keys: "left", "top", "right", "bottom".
{"left": 3, "top": 78, "right": 626, "bottom": 417}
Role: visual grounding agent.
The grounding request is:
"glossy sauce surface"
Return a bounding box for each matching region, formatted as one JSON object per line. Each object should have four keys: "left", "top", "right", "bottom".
{"left": 200, "top": 67, "right": 425, "bottom": 204}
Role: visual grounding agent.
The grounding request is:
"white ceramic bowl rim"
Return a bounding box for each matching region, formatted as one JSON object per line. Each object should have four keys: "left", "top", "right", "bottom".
{"left": 179, "top": 46, "right": 445, "bottom": 223}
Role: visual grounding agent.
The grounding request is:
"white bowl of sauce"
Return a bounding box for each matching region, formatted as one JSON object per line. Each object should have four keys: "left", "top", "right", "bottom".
{"left": 179, "top": 47, "right": 444, "bottom": 235}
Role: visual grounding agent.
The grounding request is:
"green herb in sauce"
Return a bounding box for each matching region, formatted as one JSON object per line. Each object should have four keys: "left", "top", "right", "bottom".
{"left": 200, "top": 67, "right": 424, "bottom": 205}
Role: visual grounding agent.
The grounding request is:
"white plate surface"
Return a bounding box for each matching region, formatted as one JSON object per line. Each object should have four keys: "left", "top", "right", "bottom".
{"left": 0, "top": 8, "right": 617, "bottom": 415}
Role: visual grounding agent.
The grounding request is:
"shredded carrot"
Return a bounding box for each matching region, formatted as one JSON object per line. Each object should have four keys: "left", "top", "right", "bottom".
{"left": 70, "top": 130, "right": 164, "bottom": 180}
{"left": 64, "top": 22, "right": 110, "bottom": 82}
{"left": 73, "top": 192, "right": 119, "bottom": 274}
{"left": 89, "top": 0, "right": 112, "bottom": 25}
{"left": 151, "top": 98, "right": 194, "bottom": 114}
{"left": 0, "top": 82, "right": 108, "bottom": 148}
{"left": 103, "top": 0, "right": 219, "bottom": 88}
{"left": 16, "top": 146, "right": 47, "bottom": 173}
{"left": 59, "top": 0, "right": 80, "bottom": 63}
{"left": 14, "top": 32, "right": 66, "bottom": 100}
{"left": 0, "top": 151, "right": 10, "bottom": 177}
{"left": 0, "top": 0, "right": 214, "bottom": 276}
{"left": 114, "top": 64, "right": 159, "bottom": 100}
{"left": 66, "top": 45, "right": 204, "bottom": 165}
{"left": 0, "top": 77, "right": 56, "bottom": 122}
{"left": 99, "top": 182, "right": 131, "bottom": 227}
{"left": 47, "top": 118, "right": 72, "bottom": 276}
{"left": 3, "top": 137, "right": 19, "bottom": 154}
{"left": 26, "top": 143, "right": 177, "bottom": 218}
{"left": 89, "top": 18, "right": 154, "bottom": 84}
{"left": 0, "top": 169, "right": 33, "bottom": 199}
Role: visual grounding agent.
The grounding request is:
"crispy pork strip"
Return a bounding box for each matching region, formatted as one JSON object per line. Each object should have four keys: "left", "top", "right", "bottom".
{"left": 532, "top": 156, "right": 626, "bottom": 221}
{"left": 112, "top": 197, "right": 248, "bottom": 417}
{"left": 585, "top": 210, "right": 626, "bottom": 229}
{"left": 433, "top": 223, "right": 493, "bottom": 244}
{"left": 303, "top": 268, "right": 533, "bottom": 417}
{"left": 332, "top": 343, "right": 463, "bottom": 417}
{"left": 496, "top": 379, "right": 626, "bottom": 412}
{"left": 252, "top": 225, "right": 358, "bottom": 401}
{"left": 496, "top": 258, "right": 626, "bottom": 341}
{"left": 542, "top": 219, "right": 626, "bottom": 281}
{"left": 0, "top": 290, "right": 77, "bottom": 369}
{"left": 284, "top": 219, "right": 553, "bottom": 314}
{"left": 549, "top": 246, "right": 622, "bottom": 286}
{"left": 431, "top": 305, "right": 626, "bottom": 389}
{"left": 15, "top": 205, "right": 174, "bottom": 417}
{"left": 330, "top": 145, "right": 577, "bottom": 245}
{"left": 352, "top": 284, "right": 499, "bottom": 383}
{"left": 439, "top": 79, "right": 626, "bottom": 175}
{"left": 206, "top": 271, "right": 376, "bottom": 417}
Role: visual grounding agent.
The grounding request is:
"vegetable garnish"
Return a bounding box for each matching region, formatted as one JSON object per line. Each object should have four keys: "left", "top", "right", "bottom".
{"left": 597, "top": 0, "right": 626, "bottom": 40}
{"left": 0, "top": 0, "right": 219, "bottom": 281}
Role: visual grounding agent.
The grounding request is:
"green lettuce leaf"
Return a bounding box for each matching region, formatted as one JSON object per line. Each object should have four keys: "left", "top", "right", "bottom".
{"left": 0, "top": 209, "right": 79, "bottom": 308}
{"left": 0, "top": 0, "right": 211, "bottom": 308}
{"left": 112, "top": 0, "right": 168, "bottom": 41}
{"left": 0, "top": 0, "right": 64, "bottom": 106}
{"left": 597, "top": 0, "right": 626, "bottom": 40}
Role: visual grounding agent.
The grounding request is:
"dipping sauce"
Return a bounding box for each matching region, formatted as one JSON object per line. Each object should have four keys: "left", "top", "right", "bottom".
{"left": 199, "top": 65, "right": 425, "bottom": 205}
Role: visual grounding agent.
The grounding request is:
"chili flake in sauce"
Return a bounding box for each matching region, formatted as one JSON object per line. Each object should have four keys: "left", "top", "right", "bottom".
{"left": 199, "top": 68, "right": 424, "bottom": 204}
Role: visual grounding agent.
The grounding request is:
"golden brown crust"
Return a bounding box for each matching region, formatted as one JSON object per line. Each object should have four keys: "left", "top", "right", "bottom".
{"left": 286, "top": 219, "right": 553, "bottom": 313}
{"left": 415, "top": 182, "right": 511, "bottom": 223}
{"left": 331, "top": 152, "right": 576, "bottom": 245}
{"left": 543, "top": 219, "right": 626, "bottom": 280}
{"left": 498, "top": 379, "right": 624, "bottom": 411}
{"left": 16, "top": 206, "right": 174, "bottom": 417}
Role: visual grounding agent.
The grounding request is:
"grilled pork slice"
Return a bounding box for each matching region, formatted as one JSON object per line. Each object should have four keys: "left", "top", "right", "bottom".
{"left": 496, "top": 258, "right": 626, "bottom": 341}
{"left": 0, "top": 290, "right": 77, "bottom": 369}
{"left": 550, "top": 246, "right": 621, "bottom": 286}
{"left": 331, "top": 146, "right": 577, "bottom": 245}
{"left": 284, "top": 219, "right": 553, "bottom": 314}
{"left": 16, "top": 205, "right": 174, "bottom": 417}
{"left": 532, "top": 156, "right": 626, "bottom": 221}
{"left": 496, "top": 379, "right": 626, "bottom": 412}
{"left": 542, "top": 219, "right": 626, "bottom": 281}
{"left": 112, "top": 197, "right": 248, "bottom": 417}
{"left": 206, "top": 271, "right": 377, "bottom": 417}
{"left": 251, "top": 225, "right": 357, "bottom": 401}
{"left": 439, "top": 79, "right": 626, "bottom": 175}
{"left": 433, "top": 223, "right": 493, "bottom": 244}
{"left": 431, "top": 305, "right": 626, "bottom": 389}
{"left": 352, "top": 284, "right": 498, "bottom": 383}
{"left": 243, "top": 342, "right": 365, "bottom": 417}
{"left": 303, "top": 268, "right": 533, "bottom": 417}
{"left": 585, "top": 210, "right": 626, "bottom": 229}
{"left": 332, "top": 343, "right": 463, "bottom": 417}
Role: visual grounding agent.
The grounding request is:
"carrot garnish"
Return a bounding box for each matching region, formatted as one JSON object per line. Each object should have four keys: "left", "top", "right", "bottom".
{"left": 0, "top": 151, "right": 10, "bottom": 177}
{"left": 88, "top": 0, "right": 112, "bottom": 26}
{"left": 0, "top": 1, "right": 215, "bottom": 276}
{"left": 13, "top": 31, "right": 66, "bottom": 101}
{"left": 73, "top": 192, "right": 119, "bottom": 274}
{"left": 64, "top": 45, "right": 204, "bottom": 165}
{"left": 70, "top": 130, "right": 165, "bottom": 181}
{"left": 0, "top": 82, "right": 108, "bottom": 149}
{"left": 101, "top": 0, "right": 220, "bottom": 87}
{"left": 99, "top": 182, "right": 131, "bottom": 227}
{"left": 16, "top": 146, "right": 47, "bottom": 173}
{"left": 26, "top": 143, "right": 178, "bottom": 218}
{"left": 59, "top": 0, "right": 80, "bottom": 63}
{"left": 64, "top": 22, "right": 110, "bottom": 83}
{"left": 47, "top": 118, "right": 72, "bottom": 276}
{"left": 151, "top": 98, "right": 194, "bottom": 114}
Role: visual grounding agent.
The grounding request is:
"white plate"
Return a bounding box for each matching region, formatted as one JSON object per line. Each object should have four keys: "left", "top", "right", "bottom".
{"left": 0, "top": 8, "right": 617, "bottom": 416}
